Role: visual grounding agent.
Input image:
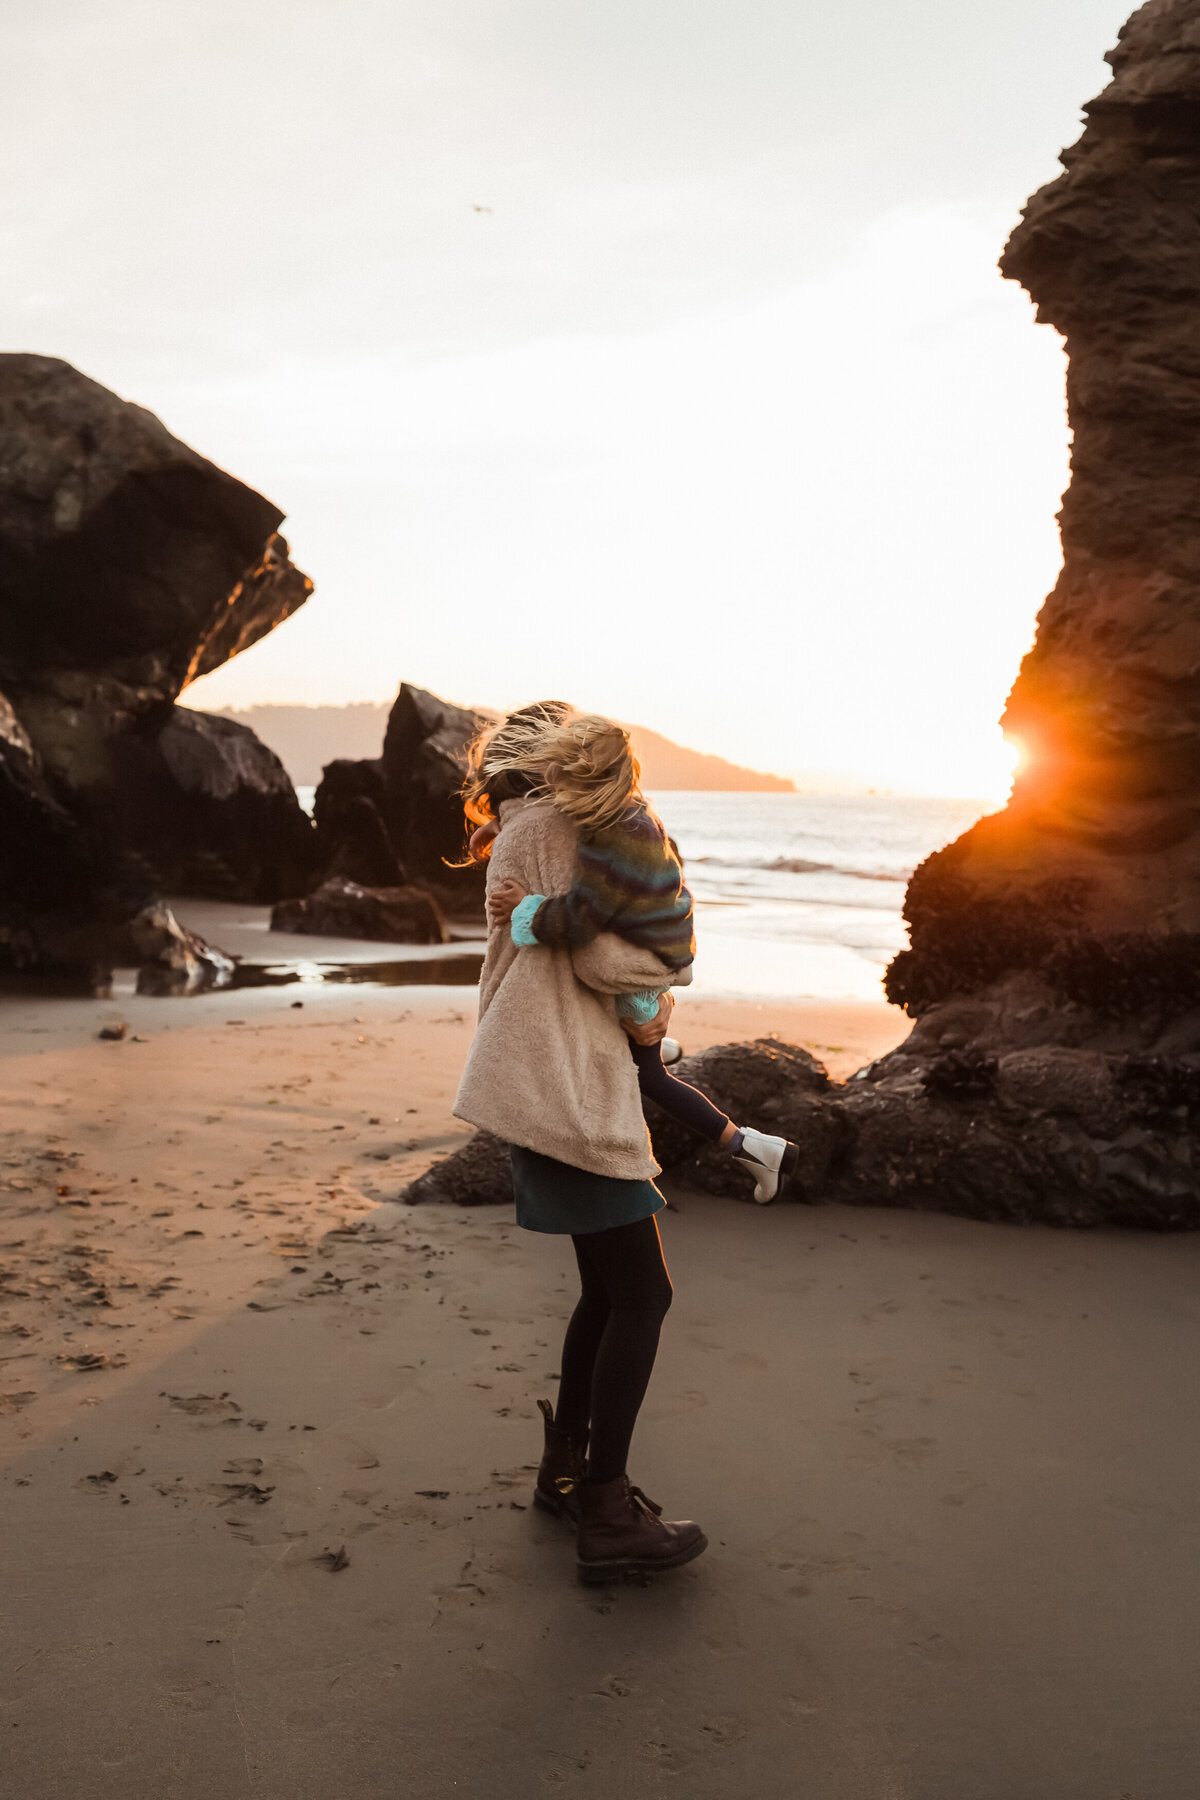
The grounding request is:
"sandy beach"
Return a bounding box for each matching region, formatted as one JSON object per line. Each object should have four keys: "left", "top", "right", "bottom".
{"left": 2, "top": 977, "right": 1198, "bottom": 1799}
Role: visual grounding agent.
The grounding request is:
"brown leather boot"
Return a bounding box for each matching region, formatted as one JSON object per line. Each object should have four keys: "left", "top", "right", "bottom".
{"left": 532, "top": 1397, "right": 587, "bottom": 1523}
{"left": 574, "top": 1475, "right": 708, "bottom": 1584}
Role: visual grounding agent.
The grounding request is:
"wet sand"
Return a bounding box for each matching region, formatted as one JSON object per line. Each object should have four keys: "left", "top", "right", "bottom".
{"left": 2, "top": 981, "right": 1198, "bottom": 1798}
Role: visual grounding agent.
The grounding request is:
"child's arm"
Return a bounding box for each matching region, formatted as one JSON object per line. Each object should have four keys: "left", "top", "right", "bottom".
{"left": 485, "top": 859, "right": 614, "bottom": 950}
{"left": 500, "top": 827, "right": 644, "bottom": 950}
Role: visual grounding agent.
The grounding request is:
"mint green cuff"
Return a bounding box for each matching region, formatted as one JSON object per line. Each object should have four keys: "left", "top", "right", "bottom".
{"left": 510, "top": 894, "right": 546, "bottom": 947}
{"left": 616, "top": 988, "right": 662, "bottom": 1022}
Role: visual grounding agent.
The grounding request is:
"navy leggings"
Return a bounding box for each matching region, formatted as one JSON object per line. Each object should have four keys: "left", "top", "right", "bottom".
{"left": 556, "top": 1216, "right": 674, "bottom": 1484}
{"left": 552, "top": 1044, "right": 730, "bottom": 1482}
{"left": 628, "top": 1038, "right": 730, "bottom": 1143}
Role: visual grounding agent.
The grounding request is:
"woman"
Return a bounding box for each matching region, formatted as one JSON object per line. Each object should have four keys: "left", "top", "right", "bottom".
{"left": 453, "top": 707, "right": 707, "bottom": 1585}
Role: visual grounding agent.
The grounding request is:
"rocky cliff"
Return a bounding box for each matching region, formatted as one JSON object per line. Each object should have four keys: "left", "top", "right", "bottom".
{"left": 887, "top": 0, "right": 1200, "bottom": 1050}
{"left": 0, "top": 356, "right": 318, "bottom": 965}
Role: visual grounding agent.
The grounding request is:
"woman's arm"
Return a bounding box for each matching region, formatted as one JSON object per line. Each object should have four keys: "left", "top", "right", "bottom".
{"left": 569, "top": 932, "right": 676, "bottom": 997}
{"left": 617, "top": 990, "right": 674, "bottom": 1045}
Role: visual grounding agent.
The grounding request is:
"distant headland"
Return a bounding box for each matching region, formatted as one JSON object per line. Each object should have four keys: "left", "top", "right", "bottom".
{"left": 212, "top": 703, "right": 796, "bottom": 793}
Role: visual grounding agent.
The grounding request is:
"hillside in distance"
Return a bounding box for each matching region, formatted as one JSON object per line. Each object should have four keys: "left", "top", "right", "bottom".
{"left": 625, "top": 724, "right": 793, "bottom": 792}
{"left": 213, "top": 702, "right": 794, "bottom": 792}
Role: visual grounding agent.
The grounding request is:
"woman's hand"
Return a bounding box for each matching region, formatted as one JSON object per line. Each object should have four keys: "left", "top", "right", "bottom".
{"left": 487, "top": 878, "right": 528, "bottom": 927}
{"left": 619, "top": 990, "right": 674, "bottom": 1045}
{"left": 468, "top": 817, "right": 501, "bottom": 862}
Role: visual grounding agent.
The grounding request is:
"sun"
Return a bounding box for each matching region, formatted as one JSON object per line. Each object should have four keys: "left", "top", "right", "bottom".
{"left": 980, "top": 735, "right": 1024, "bottom": 806}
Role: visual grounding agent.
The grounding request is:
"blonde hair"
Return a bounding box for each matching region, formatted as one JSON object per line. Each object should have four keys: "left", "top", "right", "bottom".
{"left": 460, "top": 703, "right": 641, "bottom": 843}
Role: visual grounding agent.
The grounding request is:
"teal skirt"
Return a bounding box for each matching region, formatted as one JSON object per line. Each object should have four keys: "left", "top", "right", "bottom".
{"left": 509, "top": 1145, "right": 665, "bottom": 1236}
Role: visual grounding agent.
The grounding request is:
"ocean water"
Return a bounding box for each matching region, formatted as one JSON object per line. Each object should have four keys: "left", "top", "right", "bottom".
{"left": 298, "top": 784, "right": 993, "bottom": 1003}
{"left": 647, "top": 790, "right": 992, "bottom": 1002}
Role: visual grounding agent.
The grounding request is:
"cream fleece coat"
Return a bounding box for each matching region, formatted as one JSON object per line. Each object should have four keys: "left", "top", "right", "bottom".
{"left": 452, "top": 795, "right": 680, "bottom": 1180}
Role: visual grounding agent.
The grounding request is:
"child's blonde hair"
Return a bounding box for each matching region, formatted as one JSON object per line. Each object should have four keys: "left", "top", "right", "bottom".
{"left": 461, "top": 703, "right": 641, "bottom": 839}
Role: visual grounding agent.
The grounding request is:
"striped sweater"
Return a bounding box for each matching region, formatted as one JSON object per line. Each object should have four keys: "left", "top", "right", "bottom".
{"left": 514, "top": 798, "right": 695, "bottom": 974}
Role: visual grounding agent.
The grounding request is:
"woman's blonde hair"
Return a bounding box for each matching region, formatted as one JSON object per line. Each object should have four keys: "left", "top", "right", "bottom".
{"left": 460, "top": 702, "right": 641, "bottom": 842}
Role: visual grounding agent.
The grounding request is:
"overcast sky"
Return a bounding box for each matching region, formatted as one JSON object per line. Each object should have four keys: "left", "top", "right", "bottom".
{"left": 2, "top": 0, "right": 1133, "bottom": 794}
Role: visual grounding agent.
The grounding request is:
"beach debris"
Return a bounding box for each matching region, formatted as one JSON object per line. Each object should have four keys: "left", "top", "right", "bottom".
{"left": 78, "top": 1471, "right": 118, "bottom": 1490}
{"left": 164, "top": 1390, "right": 242, "bottom": 1419}
{"left": 312, "top": 1545, "right": 350, "bottom": 1572}
{"left": 415, "top": 1489, "right": 449, "bottom": 1499}
{"left": 58, "top": 1352, "right": 124, "bottom": 1371}
{"left": 214, "top": 1481, "right": 274, "bottom": 1506}
{"left": 127, "top": 903, "right": 236, "bottom": 997}
{"left": 97, "top": 1024, "right": 127, "bottom": 1041}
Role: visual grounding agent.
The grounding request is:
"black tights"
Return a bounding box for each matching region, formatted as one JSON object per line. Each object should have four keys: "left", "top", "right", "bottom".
{"left": 554, "top": 1215, "right": 674, "bottom": 1485}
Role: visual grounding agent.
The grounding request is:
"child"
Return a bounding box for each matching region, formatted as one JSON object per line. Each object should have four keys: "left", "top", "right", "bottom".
{"left": 465, "top": 706, "right": 799, "bottom": 1203}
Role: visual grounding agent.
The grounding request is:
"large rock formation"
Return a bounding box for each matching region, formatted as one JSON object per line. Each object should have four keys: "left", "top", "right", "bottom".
{"left": 841, "top": 0, "right": 1199, "bottom": 1221}
{"left": 0, "top": 356, "right": 317, "bottom": 961}
{"left": 887, "top": 0, "right": 1200, "bottom": 1050}
{"left": 313, "top": 683, "right": 488, "bottom": 915}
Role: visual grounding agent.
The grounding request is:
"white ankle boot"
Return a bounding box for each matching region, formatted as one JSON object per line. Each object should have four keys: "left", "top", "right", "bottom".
{"left": 733, "top": 1127, "right": 799, "bottom": 1203}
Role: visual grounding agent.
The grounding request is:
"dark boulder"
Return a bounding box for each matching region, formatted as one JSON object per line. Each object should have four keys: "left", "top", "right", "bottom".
{"left": 379, "top": 683, "right": 488, "bottom": 881}
{"left": 313, "top": 684, "right": 488, "bottom": 915}
{"left": 0, "top": 355, "right": 316, "bottom": 944}
{"left": 0, "top": 686, "right": 134, "bottom": 972}
{"left": 270, "top": 876, "right": 448, "bottom": 945}
{"left": 0, "top": 355, "right": 310, "bottom": 703}
{"left": 403, "top": 1131, "right": 514, "bottom": 1207}
{"left": 316, "top": 789, "right": 408, "bottom": 888}
{"left": 642, "top": 1039, "right": 845, "bottom": 1201}
{"left": 402, "top": 1030, "right": 1198, "bottom": 1229}
{"left": 89, "top": 706, "right": 319, "bottom": 903}
{"left": 0, "top": 690, "right": 78, "bottom": 909}
{"left": 404, "top": 1039, "right": 844, "bottom": 1211}
{"left": 833, "top": 1042, "right": 1199, "bottom": 1228}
